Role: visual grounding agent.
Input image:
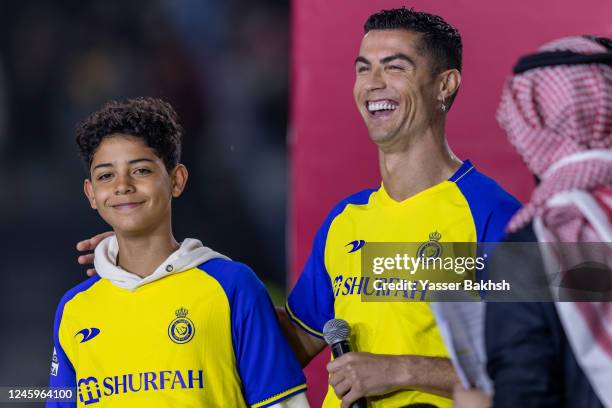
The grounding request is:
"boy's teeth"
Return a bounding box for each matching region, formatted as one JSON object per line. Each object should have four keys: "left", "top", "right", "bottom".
{"left": 368, "top": 101, "right": 398, "bottom": 112}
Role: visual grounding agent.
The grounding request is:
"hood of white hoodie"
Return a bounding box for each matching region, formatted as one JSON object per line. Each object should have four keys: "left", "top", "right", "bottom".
{"left": 94, "top": 236, "right": 230, "bottom": 291}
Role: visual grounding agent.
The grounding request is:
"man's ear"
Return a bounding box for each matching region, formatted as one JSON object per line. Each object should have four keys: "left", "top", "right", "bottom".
{"left": 438, "top": 68, "right": 461, "bottom": 102}
{"left": 84, "top": 179, "right": 97, "bottom": 210}
{"left": 170, "top": 164, "right": 189, "bottom": 198}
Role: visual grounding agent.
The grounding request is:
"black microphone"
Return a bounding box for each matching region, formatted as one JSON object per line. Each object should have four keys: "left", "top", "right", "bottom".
{"left": 323, "top": 319, "right": 368, "bottom": 408}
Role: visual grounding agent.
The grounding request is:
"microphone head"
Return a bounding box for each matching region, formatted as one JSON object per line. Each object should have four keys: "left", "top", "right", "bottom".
{"left": 323, "top": 319, "right": 351, "bottom": 346}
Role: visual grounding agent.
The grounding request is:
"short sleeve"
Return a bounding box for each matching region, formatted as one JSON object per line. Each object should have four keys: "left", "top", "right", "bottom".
{"left": 203, "top": 259, "right": 307, "bottom": 408}
{"left": 46, "top": 301, "right": 76, "bottom": 407}
{"left": 46, "top": 276, "right": 100, "bottom": 408}
{"left": 285, "top": 222, "right": 335, "bottom": 339}
{"left": 481, "top": 197, "right": 522, "bottom": 242}
{"left": 454, "top": 167, "right": 522, "bottom": 242}
{"left": 286, "top": 190, "right": 375, "bottom": 339}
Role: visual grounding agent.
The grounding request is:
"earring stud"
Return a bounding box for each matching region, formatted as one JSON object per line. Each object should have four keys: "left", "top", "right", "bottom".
{"left": 440, "top": 96, "right": 447, "bottom": 112}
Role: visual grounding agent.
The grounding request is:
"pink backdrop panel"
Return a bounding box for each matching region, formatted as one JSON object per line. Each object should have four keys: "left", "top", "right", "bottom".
{"left": 289, "top": 1, "right": 612, "bottom": 405}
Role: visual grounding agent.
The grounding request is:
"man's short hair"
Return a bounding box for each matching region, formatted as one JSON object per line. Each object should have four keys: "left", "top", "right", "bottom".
{"left": 76, "top": 97, "right": 183, "bottom": 174}
{"left": 364, "top": 7, "right": 462, "bottom": 75}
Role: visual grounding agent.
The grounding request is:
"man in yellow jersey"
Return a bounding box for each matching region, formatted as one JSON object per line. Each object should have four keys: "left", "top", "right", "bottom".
{"left": 48, "top": 98, "right": 308, "bottom": 407}
{"left": 281, "top": 8, "right": 520, "bottom": 408}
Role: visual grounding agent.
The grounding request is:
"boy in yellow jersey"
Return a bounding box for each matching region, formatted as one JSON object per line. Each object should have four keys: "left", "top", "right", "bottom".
{"left": 47, "top": 98, "right": 308, "bottom": 407}
{"left": 281, "top": 8, "right": 521, "bottom": 408}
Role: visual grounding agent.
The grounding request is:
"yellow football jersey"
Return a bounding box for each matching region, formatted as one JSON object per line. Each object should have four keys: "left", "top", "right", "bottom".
{"left": 48, "top": 259, "right": 306, "bottom": 407}
{"left": 287, "top": 161, "right": 520, "bottom": 407}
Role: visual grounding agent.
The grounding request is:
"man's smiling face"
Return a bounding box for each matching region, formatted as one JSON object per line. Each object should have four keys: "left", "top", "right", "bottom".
{"left": 353, "top": 29, "right": 439, "bottom": 147}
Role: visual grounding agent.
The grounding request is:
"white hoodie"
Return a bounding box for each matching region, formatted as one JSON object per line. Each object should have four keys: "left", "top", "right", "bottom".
{"left": 94, "top": 236, "right": 229, "bottom": 291}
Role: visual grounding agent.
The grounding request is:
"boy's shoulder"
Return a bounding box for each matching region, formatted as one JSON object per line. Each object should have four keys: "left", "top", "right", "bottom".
{"left": 57, "top": 275, "right": 102, "bottom": 311}
{"left": 196, "top": 258, "right": 268, "bottom": 304}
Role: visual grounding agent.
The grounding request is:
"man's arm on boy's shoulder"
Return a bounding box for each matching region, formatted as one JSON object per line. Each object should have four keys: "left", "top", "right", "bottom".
{"left": 76, "top": 231, "right": 114, "bottom": 276}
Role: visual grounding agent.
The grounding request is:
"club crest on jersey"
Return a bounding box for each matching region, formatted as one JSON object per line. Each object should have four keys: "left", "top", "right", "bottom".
{"left": 168, "top": 307, "right": 195, "bottom": 344}
{"left": 417, "top": 231, "right": 443, "bottom": 258}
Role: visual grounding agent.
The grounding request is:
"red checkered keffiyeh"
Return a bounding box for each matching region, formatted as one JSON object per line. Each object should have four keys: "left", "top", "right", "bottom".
{"left": 497, "top": 36, "right": 612, "bottom": 407}
{"left": 498, "top": 36, "right": 612, "bottom": 241}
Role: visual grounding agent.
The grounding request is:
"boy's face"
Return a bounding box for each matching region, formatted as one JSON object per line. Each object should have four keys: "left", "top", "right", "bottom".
{"left": 83, "top": 134, "right": 187, "bottom": 236}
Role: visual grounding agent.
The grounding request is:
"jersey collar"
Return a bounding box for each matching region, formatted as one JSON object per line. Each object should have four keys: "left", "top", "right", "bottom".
{"left": 376, "top": 160, "right": 474, "bottom": 206}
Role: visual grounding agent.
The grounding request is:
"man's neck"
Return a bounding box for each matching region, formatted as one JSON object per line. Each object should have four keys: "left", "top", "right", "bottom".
{"left": 115, "top": 227, "right": 180, "bottom": 278}
{"left": 379, "top": 129, "right": 462, "bottom": 202}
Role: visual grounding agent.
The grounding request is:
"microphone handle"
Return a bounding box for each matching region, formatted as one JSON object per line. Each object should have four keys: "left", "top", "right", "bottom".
{"left": 330, "top": 340, "right": 352, "bottom": 358}
{"left": 330, "top": 341, "right": 368, "bottom": 408}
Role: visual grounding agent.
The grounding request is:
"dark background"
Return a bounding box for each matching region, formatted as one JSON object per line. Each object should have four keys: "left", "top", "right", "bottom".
{"left": 0, "top": 0, "right": 289, "bottom": 399}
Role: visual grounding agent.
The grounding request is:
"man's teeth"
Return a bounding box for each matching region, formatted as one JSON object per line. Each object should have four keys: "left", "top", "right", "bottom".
{"left": 368, "top": 101, "right": 398, "bottom": 112}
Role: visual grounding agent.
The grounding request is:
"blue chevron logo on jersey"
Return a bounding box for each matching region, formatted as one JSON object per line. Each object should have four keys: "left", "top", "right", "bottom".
{"left": 346, "top": 240, "right": 365, "bottom": 253}
{"left": 75, "top": 328, "right": 101, "bottom": 343}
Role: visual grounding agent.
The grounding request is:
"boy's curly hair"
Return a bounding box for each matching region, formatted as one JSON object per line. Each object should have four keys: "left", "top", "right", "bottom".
{"left": 76, "top": 97, "right": 183, "bottom": 173}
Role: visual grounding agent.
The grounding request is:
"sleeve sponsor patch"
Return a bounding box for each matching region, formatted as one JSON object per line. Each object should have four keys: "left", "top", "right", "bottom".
{"left": 51, "top": 347, "right": 59, "bottom": 376}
